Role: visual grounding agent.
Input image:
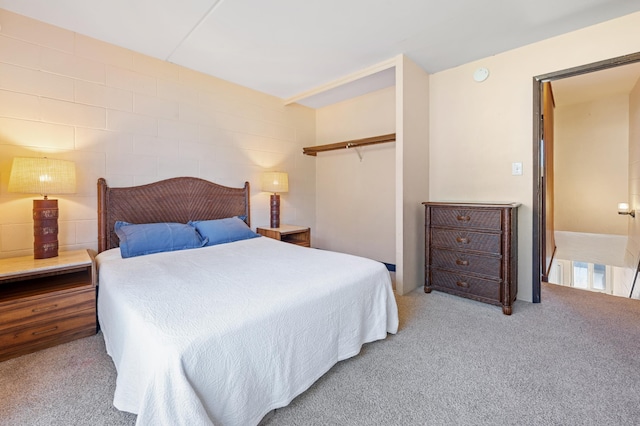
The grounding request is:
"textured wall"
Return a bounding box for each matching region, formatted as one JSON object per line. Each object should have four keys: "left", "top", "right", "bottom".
{"left": 0, "top": 9, "right": 316, "bottom": 258}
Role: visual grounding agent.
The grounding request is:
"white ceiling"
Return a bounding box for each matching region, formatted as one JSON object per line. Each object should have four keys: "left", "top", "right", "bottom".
{"left": 2, "top": 0, "right": 640, "bottom": 107}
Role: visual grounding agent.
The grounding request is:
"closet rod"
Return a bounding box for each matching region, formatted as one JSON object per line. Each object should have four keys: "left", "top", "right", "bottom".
{"left": 302, "top": 133, "right": 396, "bottom": 156}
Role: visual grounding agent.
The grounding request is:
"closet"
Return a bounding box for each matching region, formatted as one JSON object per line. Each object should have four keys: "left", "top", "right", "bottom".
{"left": 291, "top": 54, "right": 428, "bottom": 295}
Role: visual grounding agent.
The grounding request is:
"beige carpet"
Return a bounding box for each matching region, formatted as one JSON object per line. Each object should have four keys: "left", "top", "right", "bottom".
{"left": 1, "top": 283, "right": 639, "bottom": 425}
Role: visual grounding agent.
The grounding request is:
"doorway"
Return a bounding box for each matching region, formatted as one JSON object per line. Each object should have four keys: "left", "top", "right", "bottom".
{"left": 532, "top": 52, "right": 640, "bottom": 303}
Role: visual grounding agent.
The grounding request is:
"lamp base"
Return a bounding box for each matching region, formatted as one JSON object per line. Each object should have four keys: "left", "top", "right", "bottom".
{"left": 33, "top": 199, "right": 59, "bottom": 259}
{"left": 270, "top": 194, "right": 280, "bottom": 229}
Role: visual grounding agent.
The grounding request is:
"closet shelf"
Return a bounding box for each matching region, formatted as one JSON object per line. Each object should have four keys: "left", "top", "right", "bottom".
{"left": 302, "top": 133, "right": 396, "bottom": 156}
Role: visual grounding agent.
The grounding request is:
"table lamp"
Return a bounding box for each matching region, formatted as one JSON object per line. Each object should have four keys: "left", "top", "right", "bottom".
{"left": 8, "top": 157, "right": 76, "bottom": 259}
{"left": 261, "top": 171, "right": 288, "bottom": 228}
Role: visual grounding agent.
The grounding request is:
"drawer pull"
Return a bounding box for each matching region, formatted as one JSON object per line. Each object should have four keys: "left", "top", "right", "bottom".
{"left": 456, "top": 281, "right": 469, "bottom": 288}
{"left": 456, "top": 215, "right": 471, "bottom": 222}
{"left": 32, "top": 304, "right": 58, "bottom": 313}
{"left": 456, "top": 237, "right": 469, "bottom": 244}
{"left": 32, "top": 326, "right": 58, "bottom": 336}
{"left": 456, "top": 259, "right": 469, "bottom": 266}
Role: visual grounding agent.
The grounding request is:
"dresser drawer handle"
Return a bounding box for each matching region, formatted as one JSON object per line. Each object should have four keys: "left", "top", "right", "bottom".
{"left": 32, "top": 304, "right": 58, "bottom": 313}
{"left": 456, "top": 259, "right": 469, "bottom": 266}
{"left": 32, "top": 326, "right": 58, "bottom": 336}
{"left": 456, "top": 215, "right": 471, "bottom": 222}
{"left": 456, "top": 281, "right": 469, "bottom": 288}
{"left": 456, "top": 237, "right": 469, "bottom": 244}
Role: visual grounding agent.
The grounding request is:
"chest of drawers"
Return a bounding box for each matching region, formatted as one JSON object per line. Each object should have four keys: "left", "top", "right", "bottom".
{"left": 0, "top": 250, "right": 96, "bottom": 361}
{"left": 423, "top": 202, "right": 519, "bottom": 315}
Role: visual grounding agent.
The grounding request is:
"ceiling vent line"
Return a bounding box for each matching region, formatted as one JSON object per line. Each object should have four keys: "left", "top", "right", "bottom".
{"left": 165, "top": 0, "right": 226, "bottom": 63}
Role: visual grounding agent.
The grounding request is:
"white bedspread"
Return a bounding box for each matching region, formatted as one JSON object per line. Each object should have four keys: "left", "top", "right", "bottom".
{"left": 97, "top": 236, "right": 398, "bottom": 426}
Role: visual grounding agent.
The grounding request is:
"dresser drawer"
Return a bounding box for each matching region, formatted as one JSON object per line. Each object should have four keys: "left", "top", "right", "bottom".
{"left": 431, "top": 248, "right": 502, "bottom": 278}
{"left": 0, "top": 308, "right": 96, "bottom": 359}
{"left": 0, "top": 287, "right": 95, "bottom": 328}
{"left": 430, "top": 228, "right": 501, "bottom": 254}
{"left": 430, "top": 207, "right": 502, "bottom": 231}
{"left": 430, "top": 269, "right": 501, "bottom": 303}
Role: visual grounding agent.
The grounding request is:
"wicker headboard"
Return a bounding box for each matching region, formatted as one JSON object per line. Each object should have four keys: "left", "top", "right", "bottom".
{"left": 97, "top": 177, "right": 250, "bottom": 253}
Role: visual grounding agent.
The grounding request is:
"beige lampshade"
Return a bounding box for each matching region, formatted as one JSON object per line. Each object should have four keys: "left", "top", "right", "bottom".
{"left": 261, "top": 171, "right": 289, "bottom": 193}
{"left": 8, "top": 157, "right": 76, "bottom": 197}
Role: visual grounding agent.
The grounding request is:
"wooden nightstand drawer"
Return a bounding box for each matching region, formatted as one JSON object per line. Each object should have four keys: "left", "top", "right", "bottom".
{"left": 0, "top": 287, "right": 95, "bottom": 328}
{"left": 0, "top": 308, "right": 96, "bottom": 361}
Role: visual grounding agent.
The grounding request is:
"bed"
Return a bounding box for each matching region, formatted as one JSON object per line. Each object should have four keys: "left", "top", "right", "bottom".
{"left": 95, "top": 177, "right": 399, "bottom": 426}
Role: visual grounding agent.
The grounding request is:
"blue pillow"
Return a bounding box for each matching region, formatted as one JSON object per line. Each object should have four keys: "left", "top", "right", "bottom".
{"left": 115, "top": 221, "right": 207, "bottom": 258}
{"left": 188, "top": 217, "right": 260, "bottom": 247}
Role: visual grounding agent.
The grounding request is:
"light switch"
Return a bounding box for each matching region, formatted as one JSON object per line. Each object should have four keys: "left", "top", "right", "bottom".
{"left": 512, "top": 162, "right": 523, "bottom": 176}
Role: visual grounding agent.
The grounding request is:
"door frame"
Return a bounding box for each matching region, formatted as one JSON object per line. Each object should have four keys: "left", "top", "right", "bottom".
{"left": 532, "top": 52, "right": 640, "bottom": 302}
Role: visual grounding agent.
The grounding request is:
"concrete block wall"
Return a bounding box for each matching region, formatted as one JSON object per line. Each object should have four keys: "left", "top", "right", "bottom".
{"left": 0, "top": 8, "right": 316, "bottom": 258}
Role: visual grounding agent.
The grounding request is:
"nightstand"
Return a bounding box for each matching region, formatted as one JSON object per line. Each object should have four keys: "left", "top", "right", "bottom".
{"left": 257, "top": 225, "right": 311, "bottom": 247}
{"left": 0, "top": 249, "right": 97, "bottom": 361}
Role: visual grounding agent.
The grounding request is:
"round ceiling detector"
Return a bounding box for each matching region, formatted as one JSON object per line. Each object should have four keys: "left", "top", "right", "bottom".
{"left": 473, "top": 67, "right": 490, "bottom": 82}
